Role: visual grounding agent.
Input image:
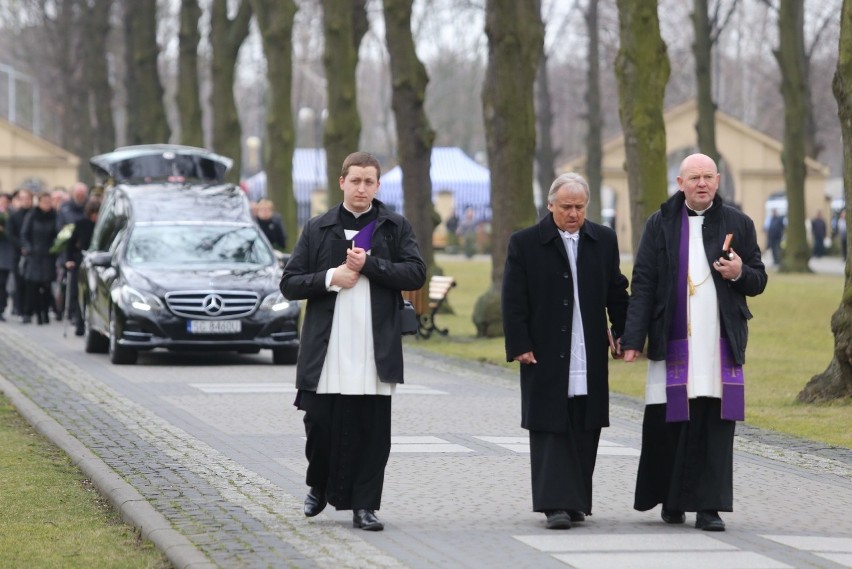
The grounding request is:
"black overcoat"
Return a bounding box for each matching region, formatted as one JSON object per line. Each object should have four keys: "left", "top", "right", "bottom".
{"left": 280, "top": 200, "right": 426, "bottom": 391}
{"left": 502, "top": 215, "right": 629, "bottom": 432}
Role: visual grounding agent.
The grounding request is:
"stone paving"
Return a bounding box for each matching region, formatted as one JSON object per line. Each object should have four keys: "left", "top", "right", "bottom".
{"left": 1, "top": 321, "right": 851, "bottom": 569}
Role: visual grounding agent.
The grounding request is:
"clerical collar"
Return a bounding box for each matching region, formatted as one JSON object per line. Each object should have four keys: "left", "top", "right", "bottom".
{"left": 686, "top": 205, "right": 710, "bottom": 217}
{"left": 558, "top": 229, "right": 580, "bottom": 240}
{"left": 342, "top": 203, "right": 373, "bottom": 218}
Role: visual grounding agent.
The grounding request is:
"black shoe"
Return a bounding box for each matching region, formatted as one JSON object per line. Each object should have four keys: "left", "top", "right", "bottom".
{"left": 303, "top": 488, "right": 327, "bottom": 517}
{"left": 661, "top": 508, "right": 686, "bottom": 524}
{"left": 75, "top": 327, "right": 85, "bottom": 336}
{"left": 353, "top": 509, "right": 384, "bottom": 531}
{"left": 567, "top": 510, "right": 586, "bottom": 522}
{"left": 695, "top": 510, "right": 725, "bottom": 531}
{"left": 21, "top": 316, "right": 31, "bottom": 324}
{"left": 545, "top": 510, "right": 572, "bottom": 530}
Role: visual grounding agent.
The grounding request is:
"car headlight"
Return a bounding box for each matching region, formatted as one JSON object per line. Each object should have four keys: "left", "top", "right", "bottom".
{"left": 260, "top": 291, "right": 291, "bottom": 312}
{"left": 118, "top": 285, "right": 163, "bottom": 313}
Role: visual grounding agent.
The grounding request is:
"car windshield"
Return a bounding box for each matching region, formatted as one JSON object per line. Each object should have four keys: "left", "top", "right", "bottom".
{"left": 125, "top": 225, "right": 274, "bottom": 266}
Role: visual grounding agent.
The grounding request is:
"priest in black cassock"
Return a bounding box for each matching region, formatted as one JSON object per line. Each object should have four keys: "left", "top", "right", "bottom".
{"left": 621, "top": 153, "right": 767, "bottom": 532}
{"left": 502, "top": 172, "right": 629, "bottom": 530}
{"left": 280, "top": 151, "right": 426, "bottom": 532}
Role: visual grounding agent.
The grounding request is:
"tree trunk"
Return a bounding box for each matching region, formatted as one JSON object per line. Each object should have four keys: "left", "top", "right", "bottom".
{"left": 584, "top": 0, "right": 603, "bottom": 224}
{"left": 774, "top": 0, "right": 810, "bottom": 273}
{"left": 124, "top": 0, "right": 171, "bottom": 146}
{"left": 321, "top": 0, "right": 366, "bottom": 201}
{"left": 383, "top": 0, "right": 436, "bottom": 274}
{"left": 798, "top": 0, "right": 852, "bottom": 403}
{"left": 615, "top": 0, "right": 670, "bottom": 255}
{"left": 251, "top": 0, "right": 299, "bottom": 248}
{"left": 210, "top": 0, "right": 252, "bottom": 183}
{"left": 477, "top": 0, "right": 543, "bottom": 338}
{"left": 86, "top": 0, "right": 115, "bottom": 156}
{"left": 692, "top": 0, "right": 722, "bottom": 175}
{"left": 535, "top": 47, "right": 557, "bottom": 220}
{"left": 178, "top": 0, "right": 204, "bottom": 148}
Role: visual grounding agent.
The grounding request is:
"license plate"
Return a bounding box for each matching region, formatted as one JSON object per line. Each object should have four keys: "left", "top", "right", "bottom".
{"left": 187, "top": 320, "right": 242, "bottom": 334}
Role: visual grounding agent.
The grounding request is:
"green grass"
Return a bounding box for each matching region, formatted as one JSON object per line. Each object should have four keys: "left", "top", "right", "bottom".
{"left": 0, "top": 395, "right": 169, "bottom": 569}
{"left": 412, "top": 255, "right": 852, "bottom": 448}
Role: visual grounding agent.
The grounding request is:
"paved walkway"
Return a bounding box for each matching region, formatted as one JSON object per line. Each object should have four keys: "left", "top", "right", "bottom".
{"left": 1, "top": 319, "right": 851, "bottom": 569}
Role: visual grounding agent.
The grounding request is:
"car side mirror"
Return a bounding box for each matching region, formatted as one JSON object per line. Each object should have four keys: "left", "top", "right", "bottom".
{"left": 88, "top": 251, "right": 114, "bottom": 267}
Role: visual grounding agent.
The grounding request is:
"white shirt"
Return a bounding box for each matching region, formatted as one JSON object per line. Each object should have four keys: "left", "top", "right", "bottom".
{"left": 560, "top": 230, "right": 588, "bottom": 397}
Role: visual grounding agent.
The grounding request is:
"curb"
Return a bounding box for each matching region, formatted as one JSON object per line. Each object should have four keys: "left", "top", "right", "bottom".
{"left": 0, "top": 375, "right": 215, "bottom": 569}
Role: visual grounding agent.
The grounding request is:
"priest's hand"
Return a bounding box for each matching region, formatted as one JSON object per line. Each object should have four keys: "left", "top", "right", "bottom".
{"left": 346, "top": 246, "right": 367, "bottom": 272}
{"left": 714, "top": 248, "right": 743, "bottom": 281}
{"left": 623, "top": 349, "right": 640, "bottom": 363}
{"left": 331, "top": 265, "right": 360, "bottom": 289}
{"left": 514, "top": 351, "right": 537, "bottom": 365}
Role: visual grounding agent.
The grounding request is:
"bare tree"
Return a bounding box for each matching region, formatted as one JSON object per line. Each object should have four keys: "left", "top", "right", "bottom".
{"left": 84, "top": 0, "right": 115, "bottom": 156}
{"left": 584, "top": 0, "right": 603, "bottom": 223}
{"left": 177, "top": 0, "right": 203, "bottom": 147}
{"left": 321, "top": 0, "right": 368, "bottom": 199}
{"left": 383, "top": 0, "right": 437, "bottom": 273}
{"left": 798, "top": 0, "right": 852, "bottom": 403}
{"left": 210, "top": 0, "right": 252, "bottom": 182}
{"left": 475, "top": 0, "right": 544, "bottom": 337}
{"left": 124, "top": 0, "right": 171, "bottom": 145}
{"left": 250, "top": 0, "right": 299, "bottom": 246}
{"left": 692, "top": 0, "right": 738, "bottom": 178}
{"left": 774, "top": 0, "right": 810, "bottom": 272}
{"left": 615, "top": 0, "right": 670, "bottom": 254}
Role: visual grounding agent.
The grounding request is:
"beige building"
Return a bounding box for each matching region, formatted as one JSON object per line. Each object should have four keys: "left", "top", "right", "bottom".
{"left": 562, "top": 99, "right": 831, "bottom": 254}
{"left": 0, "top": 117, "right": 79, "bottom": 194}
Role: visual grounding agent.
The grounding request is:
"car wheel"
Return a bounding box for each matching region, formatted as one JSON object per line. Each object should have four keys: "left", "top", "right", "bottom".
{"left": 109, "top": 313, "right": 138, "bottom": 365}
{"left": 272, "top": 346, "right": 298, "bottom": 365}
{"left": 83, "top": 304, "right": 109, "bottom": 354}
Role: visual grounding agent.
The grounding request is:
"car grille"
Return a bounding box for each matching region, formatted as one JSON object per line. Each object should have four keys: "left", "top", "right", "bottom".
{"left": 165, "top": 290, "right": 260, "bottom": 319}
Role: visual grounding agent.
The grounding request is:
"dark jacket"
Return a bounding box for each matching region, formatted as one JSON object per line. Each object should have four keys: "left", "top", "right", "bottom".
{"left": 621, "top": 191, "right": 767, "bottom": 365}
{"left": 0, "top": 212, "right": 13, "bottom": 271}
{"left": 66, "top": 218, "right": 96, "bottom": 266}
{"left": 502, "top": 215, "right": 629, "bottom": 432}
{"left": 280, "top": 200, "right": 426, "bottom": 391}
{"left": 21, "top": 207, "right": 58, "bottom": 282}
{"left": 256, "top": 214, "right": 287, "bottom": 250}
{"left": 7, "top": 206, "right": 30, "bottom": 263}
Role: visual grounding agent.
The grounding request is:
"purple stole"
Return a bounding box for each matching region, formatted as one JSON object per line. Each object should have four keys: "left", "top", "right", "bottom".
{"left": 352, "top": 219, "right": 377, "bottom": 250}
{"left": 666, "top": 206, "right": 745, "bottom": 423}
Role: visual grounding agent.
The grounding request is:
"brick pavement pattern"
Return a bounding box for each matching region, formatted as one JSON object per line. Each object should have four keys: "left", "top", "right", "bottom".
{"left": 1, "top": 323, "right": 851, "bottom": 569}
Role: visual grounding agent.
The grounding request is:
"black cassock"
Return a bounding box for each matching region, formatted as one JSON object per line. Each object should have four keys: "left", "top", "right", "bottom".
{"left": 634, "top": 397, "right": 735, "bottom": 513}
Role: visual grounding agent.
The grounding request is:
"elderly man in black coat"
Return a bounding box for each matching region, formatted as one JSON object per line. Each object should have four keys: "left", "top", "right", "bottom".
{"left": 502, "top": 172, "right": 629, "bottom": 530}
{"left": 281, "top": 151, "right": 426, "bottom": 532}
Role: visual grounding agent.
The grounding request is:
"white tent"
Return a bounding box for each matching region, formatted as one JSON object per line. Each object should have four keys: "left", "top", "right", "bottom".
{"left": 379, "top": 147, "right": 491, "bottom": 221}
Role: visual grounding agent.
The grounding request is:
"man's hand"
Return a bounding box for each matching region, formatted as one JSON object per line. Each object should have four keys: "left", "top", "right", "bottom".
{"left": 345, "top": 246, "right": 367, "bottom": 272}
{"left": 330, "top": 265, "right": 361, "bottom": 289}
{"left": 514, "top": 351, "right": 537, "bottom": 365}
{"left": 623, "top": 349, "right": 640, "bottom": 363}
{"left": 611, "top": 338, "right": 624, "bottom": 360}
{"left": 713, "top": 248, "right": 743, "bottom": 281}
{"left": 65, "top": 261, "right": 76, "bottom": 270}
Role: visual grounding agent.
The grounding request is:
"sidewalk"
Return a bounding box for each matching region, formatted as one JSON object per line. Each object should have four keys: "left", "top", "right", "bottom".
{"left": 1, "top": 321, "right": 851, "bottom": 569}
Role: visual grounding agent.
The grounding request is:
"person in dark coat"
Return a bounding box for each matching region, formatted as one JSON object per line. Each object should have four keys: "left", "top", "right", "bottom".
{"left": 502, "top": 172, "right": 629, "bottom": 530}
{"left": 65, "top": 199, "right": 100, "bottom": 335}
{"left": 254, "top": 198, "right": 287, "bottom": 250}
{"left": 765, "top": 209, "right": 784, "bottom": 266}
{"left": 7, "top": 188, "right": 33, "bottom": 318}
{"left": 0, "top": 193, "right": 13, "bottom": 321}
{"left": 21, "top": 191, "right": 59, "bottom": 324}
{"left": 621, "top": 153, "right": 767, "bottom": 532}
{"left": 280, "top": 151, "right": 426, "bottom": 532}
{"left": 811, "top": 210, "right": 827, "bottom": 258}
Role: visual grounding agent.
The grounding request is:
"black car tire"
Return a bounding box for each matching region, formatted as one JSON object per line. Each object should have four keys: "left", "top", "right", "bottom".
{"left": 109, "top": 313, "right": 138, "bottom": 365}
{"left": 83, "top": 305, "right": 109, "bottom": 354}
{"left": 272, "top": 346, "right": 298, "bottom": 365}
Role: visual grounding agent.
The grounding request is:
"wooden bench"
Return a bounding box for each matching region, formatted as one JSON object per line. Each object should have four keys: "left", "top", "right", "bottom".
{"left": 402, "top": 275, "right": 456, "bottom": 339}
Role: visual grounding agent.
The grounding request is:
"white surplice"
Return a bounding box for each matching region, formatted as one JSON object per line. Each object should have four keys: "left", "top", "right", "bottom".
{"left": 316, "top": 227, "right": 395, "bottom": 396}
{"left": 645, "top": 214, "right": 722, "bottom": 404}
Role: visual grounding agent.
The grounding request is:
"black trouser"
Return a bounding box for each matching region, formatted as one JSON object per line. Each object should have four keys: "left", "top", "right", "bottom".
{"left": 529, "top": 396, "right": 601, "bottom": 514}
{"left": 300, "top": 391, "right": 392, "bottom": 511}
{"left": 24, "top": 280, "right": 53, "bottom": 321}
{"left": 0, "top": 269, "right": 9, "bottom": 314}
{"left": 13, "top": 264, "right": 25, "bottom": 315}
{"left": 65, "top": 268, "right": 81, "bottom": 327}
